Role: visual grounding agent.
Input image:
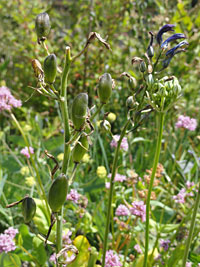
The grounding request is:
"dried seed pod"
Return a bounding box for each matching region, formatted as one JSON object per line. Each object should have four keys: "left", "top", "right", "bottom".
{"left": 44, "top": 54, "right": 57, "bottom": 84}
{"left": 98, "top": 73, "right": 112, "bottom": 103}
{"left": 72, "top": 135, "right": 89, "bottom": 163}
{"left": 48, "top": 174, "right": 68, "bottom": 212}
{"left": 72, "top": 93, "right": 88, "bottom": 130}
{"left": 35, "top": 12, "right": 51, "bottom": 44}
{"left": 22, "top": 197, "right": 36, "bottom": 223}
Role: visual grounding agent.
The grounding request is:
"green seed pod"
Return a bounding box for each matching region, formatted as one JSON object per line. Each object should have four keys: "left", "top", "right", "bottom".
{"left": 126, "top": 96, "right": 135, "bottom": 109}
{"left": 44, "top": 54, "right": 57, "bottom": 84}
{"left": 72, "top": 93, "right": 88, "bottom": 130}
{"left": 48, "top": 174, "right": 68, "bottom": 212}
{"left": 22, "top": 197, "right": 36, "bottom": 223}
{"left": 147, "top": 46, "right": 154, "bottom": 58}
{"left": 128, "top": 77, "right": 137, "bottom": 91}
{"left": 72, "top": 135, "right": 89, "bottom": 163}
{"left": 139, "top": 61, "right": 146, "bottom": 73}
{"left": 98, "top": 73, "right": 112, "bottom": 104}
{"left": 147, "top": 74, "right": 154, "bottom": 86}
{"left": 35, "top": 12, "right": 50, "bottom": 44}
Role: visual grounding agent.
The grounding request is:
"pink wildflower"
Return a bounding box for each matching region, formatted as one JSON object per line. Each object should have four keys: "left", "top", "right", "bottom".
{"left": 186, "top": 262, "right": 192, "bottom": 267}
{"left": 67, "top": 189, "right": 80, "bottom": 204}
{"left": 160, "top": 239, "right": 170, "bottom": 251}
{"left": 20, "top": 146, "right": 34, "bottom": 159}
{"left": 110, "top": 135, "right": 128, "bottom": 151}
{"left": 105, "top": 250, "right": 122, "bottom": 267}
{"left": 49, "top": 253, "right": 57, "bottom": 264}
{"left": 108, "top": 173, "right": 126, "bottom": 182}
{"left": 0, "top": 227, "right": 18, "bottom": 253}
{"left": 134, "top": 244, "right": 142, "bottom": 254}
{"left": 115, "top": 204, "right": 130, "bottom": 216}
{"left": 63, "top": 230, "right": 72, "bottom": 245}
{"left": 175, "top": 115, "right": 197, "bottom": 131}
{"left": 130, "top": 201, "right": 146, "bottom": 222}
{"left": 173, "top": 188, "right": 186, "bottom": 204}
{"left": 0, "top": 86, "right": 22, "bottom": 112}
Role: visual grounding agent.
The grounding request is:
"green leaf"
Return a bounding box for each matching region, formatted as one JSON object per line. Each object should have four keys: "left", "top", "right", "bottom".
{"left": 167, "top": 244, "right": 185, "bottom": 266}
{"left": 0, "top": 253, "right": 21, "bottom": 267}
{"left": 32, "top": 236, "right": 47, "bottom": 265}
{"left": 68, "top": 236, "right": 90, "bottom": 267}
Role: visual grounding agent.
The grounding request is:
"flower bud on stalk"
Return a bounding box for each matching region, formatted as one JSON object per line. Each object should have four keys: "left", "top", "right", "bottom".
{"left": 72, "top": 93, "right": 88, "bottom": 131}
{"left": 72, "top": 135, "right": 89, "bottom": 163}
{"left": 35, "top": 12, "right": 51, "bottom": 44}
{"left": 147, "top": 46, "right": 154, "bottom": 58}
{"left": 126, "top": 96, "right": 135, "bottom": 110}
{"left": 139, "top": 61, "right": 146, "bottom": 73}
{"left": 98, "top": 73, "right": 112, "bottom": 103}
{"left": 22, "top": 197, "right": 36, "bottom": 223}
{"left": 44, "top": 54, "right": 57, "bottom": 84}
{"left": 128, "top": 77, "right": 137, "bottom": 91}
{"left": 48, "top": 174, "right": 68, "bottom": 212}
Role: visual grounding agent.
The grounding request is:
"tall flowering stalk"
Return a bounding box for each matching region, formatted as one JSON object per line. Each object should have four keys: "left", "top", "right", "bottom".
{"left": 143, "top": 24, "right": 188, "bottom": 267}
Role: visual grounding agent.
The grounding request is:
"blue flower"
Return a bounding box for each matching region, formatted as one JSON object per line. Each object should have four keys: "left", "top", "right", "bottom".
{"left": 166, "top": 41, "right": 189, "bottom": 57}
{"left": 161, "top": 33, "right": 186, "bottom": 48}
{"left": 156, "top": 24, "right": 175, "bottom": 45}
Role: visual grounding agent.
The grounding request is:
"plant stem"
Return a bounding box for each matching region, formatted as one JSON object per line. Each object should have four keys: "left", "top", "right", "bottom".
{"left": 143, "top": 112, "right": 165, "bottom": 267}
{"left": 56, "top": 46, "right": 71, "bottom": 263}
{"left": 182, "top": 182, "right": 200, "bottom": 267}
{"left": 102, "top": 119, "right": 130, "bottom": 267}
{"left": 10, "top": 112, "right": 51, "bottom": 217}
{"left": 90, "top": 103, "right": 104, "bottom": 121}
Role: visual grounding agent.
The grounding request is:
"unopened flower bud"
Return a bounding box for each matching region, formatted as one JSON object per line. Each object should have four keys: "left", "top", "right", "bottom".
{"left": 35, "top": 12, "right": 51, "bottom": 44}
{"left": 128, "top": 77, "right": 137, "bottom": 91}
{"left": 126, "top": 96, "right": 135, "bottom": 109}
{"left": 147, "top": 74, "right": 154, "bottom": 86}
{"left": 139, "top": 61, "right": 146, "bottom": 73}
{"left": 147, "top": 46, "right": 154, "bottom": 58}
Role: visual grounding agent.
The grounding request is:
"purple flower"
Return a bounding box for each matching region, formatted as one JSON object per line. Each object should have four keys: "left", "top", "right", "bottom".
{"left": 186, "top": 262, "right": 192, "bottom": 267}
{"left": 4, "top": 227, "right": 18, "bottom": 239}
{"left": 175, "top": 115, "right": 197, "bottom": 131}
{"left": 20, "top": 146, "right": 34, "bottom": 159}
{"left": 166, "top": 41, "right": 189, "bottom": 57}
{"left": 66, "top": 189, "right": 80, "bottom": 204}
{"left": 105, "top": 182, "right": 110, "bottom": 189}
{"left": 160, "top": 239, "right": 170, "bottom": 251}
{"left": 115, "top": 204, "right": 130, "bottom": 216}
{"left": 0, "top": 227, "right": 18, "bottom": 253}
{"left": 134, "top": 244, "right": 142, "bottom": 254}
{"left": 130, "top": 201, "right": 146, "bottom": 222}
{"left": 105, "top": 250, "right": 122, "bottom": 267}
{"left": 0, "top": 86, "right": 22, "bottom": 112}
{"left": 110, "top": 135, "right": 128, "bottom": 152}
{"left": 156, "top": 24, "right": 175, "bottom": 45}
{"left": 173, "top": 188, "right": 186, "bottom": 203}
{"left": 161, "top": 33, "right": 186, "bottom": 48}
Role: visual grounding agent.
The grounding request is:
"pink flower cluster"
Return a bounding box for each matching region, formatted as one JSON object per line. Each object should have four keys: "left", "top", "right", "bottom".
{"left": 105, "top": 250, "right": 122, "bottom": 267}
{"left": 160, "top": 239, "right": 170, "bottom": 251}
{"left": 173, "top": 182, "right": 196, "bottom": 204}
{"left": 67, "top": 189, "right": 80, "bottom": 204}
{"left": 108, "top": 173, "right": 126, "bottom": 182}
{"left": 130, "top": 201, "right": 146, "bottom": 222}
{"left": 115, "top": 204, "right": 130, "bottom": 216}
{"left": 110, "top": 135, "right": 128, "bottom": 151}
{"left": 175, "top": 115, "right": 197, "bottom": 131}
{"left": 0, "top": 227, "right": 18, "bottom": 253}
{"left": 20, "top": 146, "right": 34, "bottom": 159}
{"left": 134, "top": 244, "right": 142, "bottom": 254}
{"left": 0, "top": 86, "right": 22, "bottom": 112}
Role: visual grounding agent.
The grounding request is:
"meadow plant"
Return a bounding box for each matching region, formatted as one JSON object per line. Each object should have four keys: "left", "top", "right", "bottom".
{"left": 1, "top": 10, "right": 200, "bottom": 267}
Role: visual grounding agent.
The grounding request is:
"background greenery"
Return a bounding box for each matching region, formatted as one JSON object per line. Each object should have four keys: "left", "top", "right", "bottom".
{"left": 0, "top": 0, "right": 200, "bottom": 266}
